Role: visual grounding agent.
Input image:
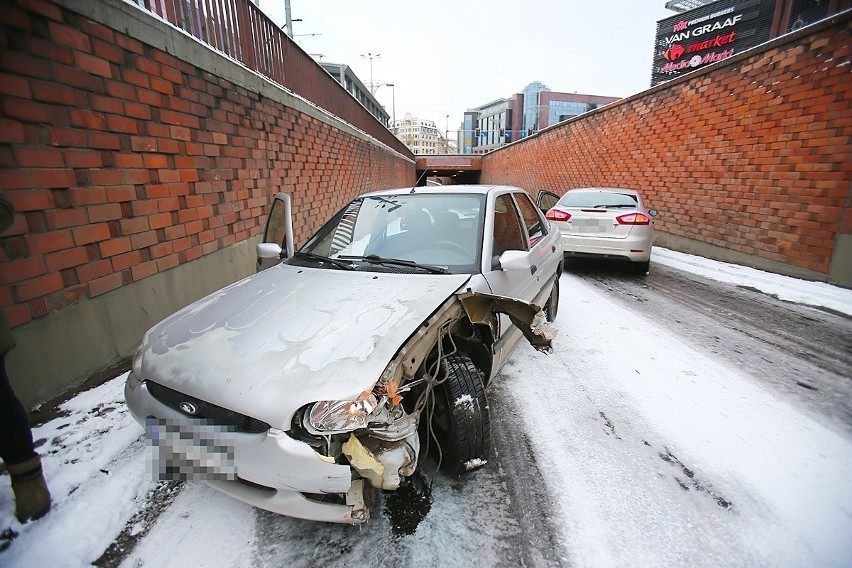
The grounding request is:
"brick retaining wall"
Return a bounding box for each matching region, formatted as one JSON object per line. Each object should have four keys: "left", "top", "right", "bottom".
{"left": 481, "top": 14, "right": 851, "bottom": 280}
{"left": 0, "top": 0, "right": 415, "bottom": 330}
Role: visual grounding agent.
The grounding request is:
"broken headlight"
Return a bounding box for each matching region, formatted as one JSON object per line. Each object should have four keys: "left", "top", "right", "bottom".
{"left": 307, "top": 394, "right": 380, "bottom": 434}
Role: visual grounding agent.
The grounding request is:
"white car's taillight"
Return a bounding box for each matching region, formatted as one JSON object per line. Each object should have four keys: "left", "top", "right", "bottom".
{"left": 546, "top": 209, "right": 571, "bottom": 221}
{"left": 616, "top": 212, "right": 651, "bottom": 225}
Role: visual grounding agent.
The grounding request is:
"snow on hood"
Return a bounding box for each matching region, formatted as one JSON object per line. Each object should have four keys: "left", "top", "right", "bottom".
{"left": 137, "top": 263, "right": 470, "bottom": 429}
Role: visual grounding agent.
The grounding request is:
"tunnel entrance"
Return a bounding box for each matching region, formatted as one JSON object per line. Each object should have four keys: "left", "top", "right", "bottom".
{"left": 415, "top": 155, "right": 482, "bottom": 185}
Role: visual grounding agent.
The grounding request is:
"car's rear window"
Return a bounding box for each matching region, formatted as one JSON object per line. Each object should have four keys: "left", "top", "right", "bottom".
{"left": 558, "top": 191, "right": 638, "bottom": 208}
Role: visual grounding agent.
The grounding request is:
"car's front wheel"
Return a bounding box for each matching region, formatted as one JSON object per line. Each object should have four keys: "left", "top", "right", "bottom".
{"left": 545, "top": 277, "right": 559, "bottom": 322}
{"left": 429, "top": 354, "right": 491, "bottom": 475}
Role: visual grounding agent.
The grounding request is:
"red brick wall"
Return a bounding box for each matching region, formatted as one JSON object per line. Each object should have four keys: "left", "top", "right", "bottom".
{"left": 482, "top": 15, "right": 851, "bottom": 276}
{"left": 0, "top": 0, "right": 414, "bottom": 330}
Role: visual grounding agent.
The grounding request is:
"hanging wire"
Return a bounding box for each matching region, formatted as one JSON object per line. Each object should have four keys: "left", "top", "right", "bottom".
{"left": 410, "top": 318, "right": 461, "bottom": 491}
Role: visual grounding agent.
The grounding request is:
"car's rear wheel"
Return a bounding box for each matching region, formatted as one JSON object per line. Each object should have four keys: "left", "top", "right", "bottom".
{"left": 428, "top": 354, "right": 491, "bottom": 475}
{"left": 545, "top": 277, "right": 559, "bottom": 322}
{"left": 631, "top": 260, "right": 650, "bottom": 275}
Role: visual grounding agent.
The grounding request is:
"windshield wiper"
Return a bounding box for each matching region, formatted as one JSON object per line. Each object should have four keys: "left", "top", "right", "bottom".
{"left": 292, "top": 252, "right": 355, "bottom": 270}
{"left": 356, "top": 255, "right": 450, "bottom": 274}
{"left": 593, "top": 203, "right": 636, "bottom": 209}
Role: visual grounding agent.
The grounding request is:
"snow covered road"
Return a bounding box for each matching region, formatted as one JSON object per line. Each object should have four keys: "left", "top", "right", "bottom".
{"left": 503, "top": 271, "right": 852, "bottom": 567}
{"left": 1, "top": 250, "right": 850, "bottom": 567}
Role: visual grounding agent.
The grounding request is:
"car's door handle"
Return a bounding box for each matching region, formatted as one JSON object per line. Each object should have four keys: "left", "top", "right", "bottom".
{"left": 552, "top": 245, "right": 556, "bottom": 253}
{"left": 530, "top": 265, "right": 537, "bottom": 275}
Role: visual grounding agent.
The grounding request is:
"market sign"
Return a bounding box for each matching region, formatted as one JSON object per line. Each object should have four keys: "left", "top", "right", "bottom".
{"left": 651, "top": 0, "right": 777, "bottom": 85}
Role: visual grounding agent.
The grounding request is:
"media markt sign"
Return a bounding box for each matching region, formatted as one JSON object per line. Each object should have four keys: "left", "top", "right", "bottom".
{"left": 650, "top": 0, "right": 777, "bottom": 86}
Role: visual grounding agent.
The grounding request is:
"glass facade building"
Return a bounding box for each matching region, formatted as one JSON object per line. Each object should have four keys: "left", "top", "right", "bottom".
{"left": 461, "top": 82, "right": 619, "bottom": 154}
{"left": 547, "top": 101, "right": 601, "bottom": 125}
{"left": 522, "top": 81, "right": 549, "bottom": 132}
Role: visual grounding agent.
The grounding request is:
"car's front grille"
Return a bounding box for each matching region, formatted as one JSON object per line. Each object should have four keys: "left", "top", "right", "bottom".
{"left": 146, "top": 381, "right": 271, "bottom": 434}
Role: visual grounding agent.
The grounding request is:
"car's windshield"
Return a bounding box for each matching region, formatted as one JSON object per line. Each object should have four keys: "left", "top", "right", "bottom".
{"left": 296, "top": 193, "right": 485, "bottom": 274}
{"left": 558, "top": 191, "right": 638, "bottom": 209}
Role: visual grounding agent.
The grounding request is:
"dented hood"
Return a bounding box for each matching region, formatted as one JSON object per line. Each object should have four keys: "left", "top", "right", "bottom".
{"left": 137, "top": 263, "right": 470, "bottom": 430}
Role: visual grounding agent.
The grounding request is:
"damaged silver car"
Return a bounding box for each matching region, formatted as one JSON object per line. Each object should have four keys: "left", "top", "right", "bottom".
{"left": 125, "top": 184, "right": 563, "bottom": 523}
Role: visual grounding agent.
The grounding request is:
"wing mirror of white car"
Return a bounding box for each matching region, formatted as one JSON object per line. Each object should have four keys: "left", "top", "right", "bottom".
{"left": 257, "top": 242, "right": 283, "bottom": 259}
{"left": 498, "top": 250, "right": 532, "bottom": 271}
{"left": 649, "top": 208, "right": 658, "bottom": 217}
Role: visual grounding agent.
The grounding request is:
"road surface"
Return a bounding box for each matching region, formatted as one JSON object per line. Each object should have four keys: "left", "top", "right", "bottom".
{"left": 2, "top": 257, "right": 850, "bottom": 567}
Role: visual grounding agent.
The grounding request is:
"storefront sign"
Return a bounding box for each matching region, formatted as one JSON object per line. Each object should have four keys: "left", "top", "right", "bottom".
{"left": 651, "top": 0, "right": 777, "bottom": 85}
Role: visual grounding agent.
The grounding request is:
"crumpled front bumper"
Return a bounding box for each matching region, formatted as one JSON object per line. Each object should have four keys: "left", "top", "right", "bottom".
{"left": 124, "top": 372, "right": 365, "bottom": 524}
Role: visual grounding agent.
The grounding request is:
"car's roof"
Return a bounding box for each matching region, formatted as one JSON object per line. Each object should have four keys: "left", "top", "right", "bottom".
{"left": 565, "top": 187, "right": 641, "bottom": 196}
{"left": 359, "top": 184, "right": 525, "bottom": 198}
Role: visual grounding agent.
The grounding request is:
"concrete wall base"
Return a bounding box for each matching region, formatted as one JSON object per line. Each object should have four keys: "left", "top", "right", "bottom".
{"left": 7, "top": 238, "right": 259, "bottom": 409}
{"left": 653, "top": 232, "right": 830, "bottom": 283}
{"left": 827, "top": 234, "right": 852, "bottom": 289}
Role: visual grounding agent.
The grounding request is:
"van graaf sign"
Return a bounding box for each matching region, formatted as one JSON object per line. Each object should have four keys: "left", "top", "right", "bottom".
{"left": 650, "top": 0, "right": 777, "bottom": 85}
{"left": 660, "top": 12, "right": 741, "bottom": 75}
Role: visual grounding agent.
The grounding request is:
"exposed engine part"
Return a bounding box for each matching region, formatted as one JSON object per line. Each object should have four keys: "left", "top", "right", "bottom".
{"left": 365, "top": 405, "right": 418, "bottom": 442}
{"left": 342, "top": 431, "right": 419, "bottom": 490}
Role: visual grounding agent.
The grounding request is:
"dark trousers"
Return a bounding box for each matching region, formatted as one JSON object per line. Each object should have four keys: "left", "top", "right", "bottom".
{"left": 0, "top": 356, "right": 36, "bottom": 466}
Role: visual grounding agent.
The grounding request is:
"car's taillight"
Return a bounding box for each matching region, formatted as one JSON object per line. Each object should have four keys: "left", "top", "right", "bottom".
{"left": 616, "top": 213, "right": 651, "bottom": 225}
{"left": 546, "top": 209, "right": 571, "bottom": 221}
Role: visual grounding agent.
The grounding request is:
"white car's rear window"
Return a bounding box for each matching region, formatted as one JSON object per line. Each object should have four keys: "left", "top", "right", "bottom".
{"left": 559, "top": 191, "right": 638, "bottom": 208}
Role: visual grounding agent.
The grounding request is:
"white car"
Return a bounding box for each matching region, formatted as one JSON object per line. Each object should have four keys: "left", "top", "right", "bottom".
{"left": 125, "top": 184, "right": 563, "bottom": 523}
{"left": 541, "top": 188, "right": 657, "bottom": 274}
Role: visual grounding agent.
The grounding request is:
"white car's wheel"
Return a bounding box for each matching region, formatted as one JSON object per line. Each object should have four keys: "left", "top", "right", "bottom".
{"left": 631, "top": 260, "right": 650, "bottom": 275}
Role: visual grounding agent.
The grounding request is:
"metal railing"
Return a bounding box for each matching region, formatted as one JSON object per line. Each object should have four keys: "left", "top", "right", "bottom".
{"left": 133, "top": 0, "right": 286, "bottom": 84}
{"left": 130, "top": 0, "right": 411, "bottom": 155}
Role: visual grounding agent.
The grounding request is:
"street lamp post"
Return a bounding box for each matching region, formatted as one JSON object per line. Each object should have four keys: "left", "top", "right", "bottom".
{"left": 282, "top": 0, "right": 302, "bottom": 38}
{"left": 445, "top": 114, "right": 450, "bottom": 154}
{"left": 385, "top": 83, "right": 396, "bottom": 130}
{"left": 360, "top": 52, "right": 381, "bottom": 94}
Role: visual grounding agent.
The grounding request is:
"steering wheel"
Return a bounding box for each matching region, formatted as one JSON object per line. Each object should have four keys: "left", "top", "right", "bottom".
{"left": 433, "top": 240, "right": 469, "bottom": 255}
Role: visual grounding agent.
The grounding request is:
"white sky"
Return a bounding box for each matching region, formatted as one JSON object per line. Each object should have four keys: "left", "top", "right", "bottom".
{"left": 259, "top": 0, "right": 675, "bottom": 132}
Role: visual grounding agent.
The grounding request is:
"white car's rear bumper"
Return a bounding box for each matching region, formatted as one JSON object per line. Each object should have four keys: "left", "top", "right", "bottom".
{"left": 559, "top": 231, "right": 652, "bottom": 262}
{"left": 124, "top": 373, "right": 363, "bottom": 523}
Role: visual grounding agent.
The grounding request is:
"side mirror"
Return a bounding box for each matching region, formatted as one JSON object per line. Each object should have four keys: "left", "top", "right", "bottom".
{"left": 648, "top": 208, "right": 658, "bottom": 217}
{"left": 498, "top": 250, "right": 532, "bottom": 271}
{"left": 258, "top": 193, "right": 295, "bottom": 272}
{"left": 256, "top": 242, "right": 283, "bottom": 259}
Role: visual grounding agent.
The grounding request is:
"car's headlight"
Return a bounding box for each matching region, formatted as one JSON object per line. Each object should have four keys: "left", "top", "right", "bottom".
{"left": 308, "top": 393, "right": 379, "bottom": 434}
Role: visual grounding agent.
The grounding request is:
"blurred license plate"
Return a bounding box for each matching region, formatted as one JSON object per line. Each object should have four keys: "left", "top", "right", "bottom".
{"left": 145, "top": 417, "right": 237, "bottom": 481}
{"left": 570, "top": 219, "right": 605, "bottom": 233}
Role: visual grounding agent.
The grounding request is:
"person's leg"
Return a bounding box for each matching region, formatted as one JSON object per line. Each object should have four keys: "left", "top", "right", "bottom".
{"left": 0, "top": 357, "right": 50, "bottom": 522}
{"left": 0, "top": 356, "right": 36, "bottom": 466}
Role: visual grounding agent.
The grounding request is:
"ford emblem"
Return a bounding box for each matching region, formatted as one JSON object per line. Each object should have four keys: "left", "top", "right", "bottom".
{"left": 179, "top": 401, "right": 198, "bottom": 415}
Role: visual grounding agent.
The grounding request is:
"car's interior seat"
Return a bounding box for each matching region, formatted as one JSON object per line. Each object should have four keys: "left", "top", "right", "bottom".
{"left": 367, "top": 209, "right": 431, "bottom": 258}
